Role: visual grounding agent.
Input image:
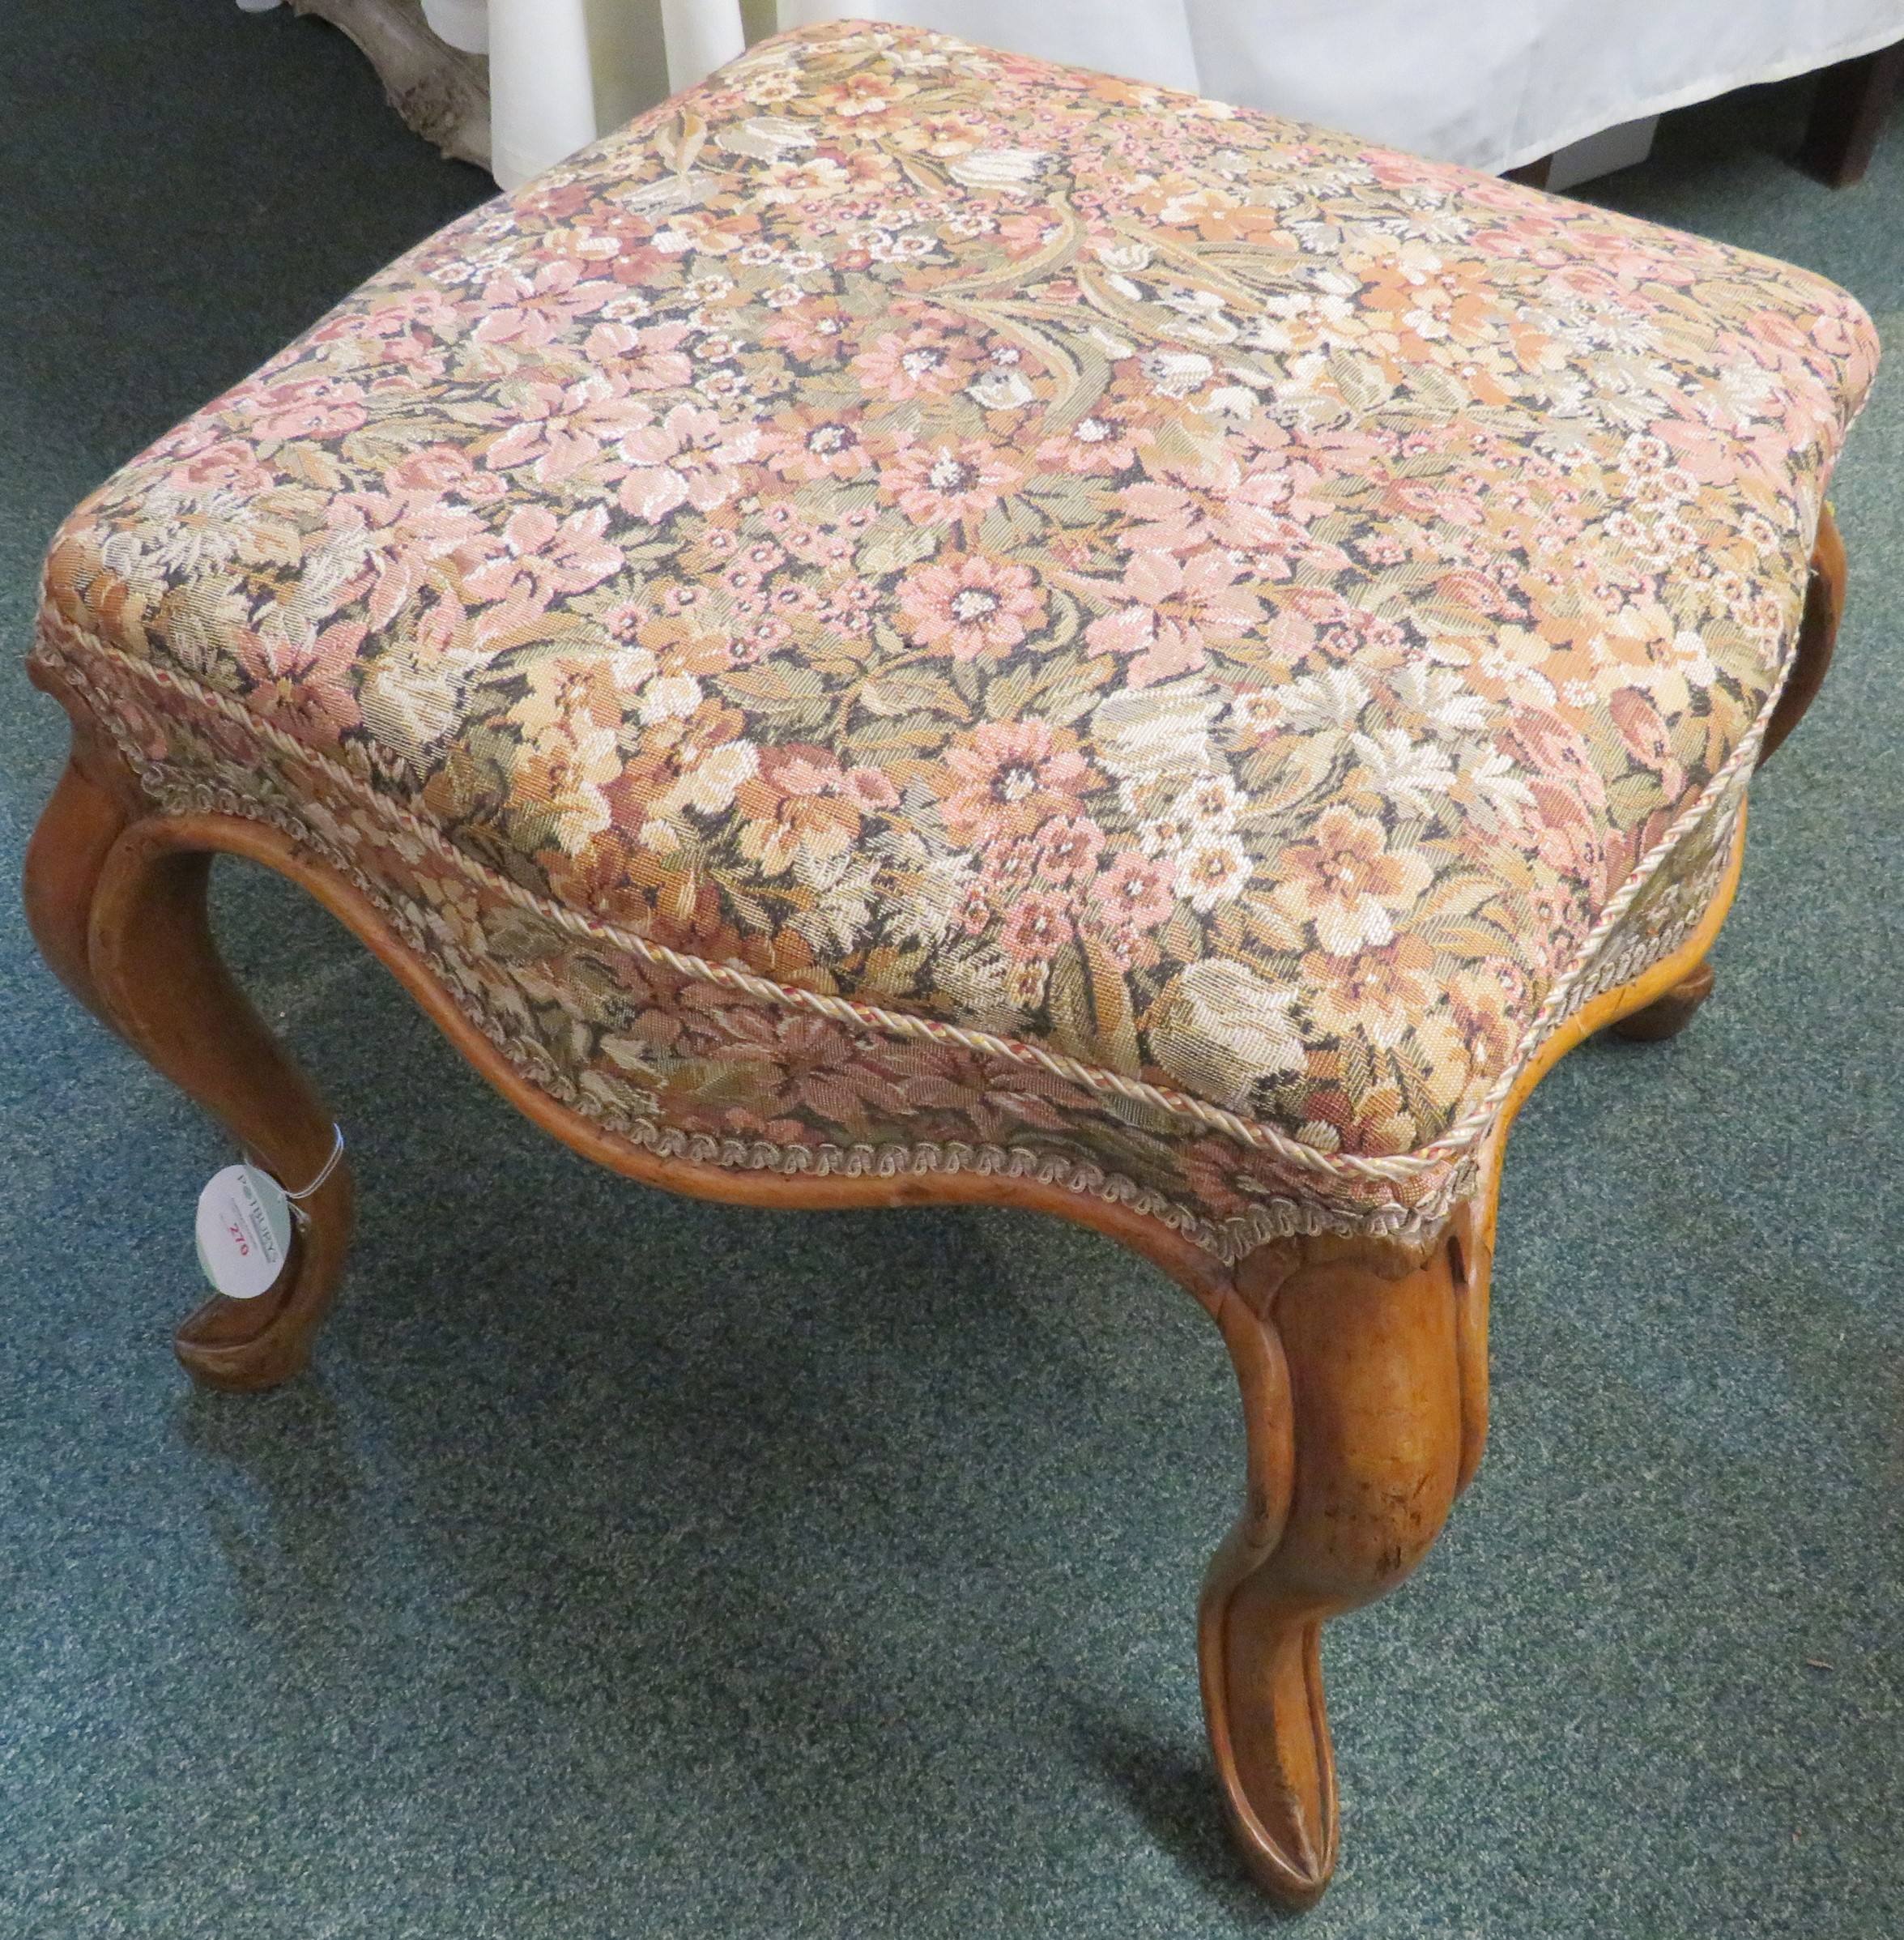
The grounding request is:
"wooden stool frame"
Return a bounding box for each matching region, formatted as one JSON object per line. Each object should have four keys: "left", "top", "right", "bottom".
{"left": 22, "top": 510, "right": 1846, "bottom": 1908}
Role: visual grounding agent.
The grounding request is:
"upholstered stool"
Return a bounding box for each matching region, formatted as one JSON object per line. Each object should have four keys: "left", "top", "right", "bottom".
{"left": 24, "top": 23, "right": 1874, "bottom": 1907}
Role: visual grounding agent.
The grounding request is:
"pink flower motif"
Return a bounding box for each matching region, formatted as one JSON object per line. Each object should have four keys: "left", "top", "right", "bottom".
{"left": 1080, "top": 526, "right": 1260, "bottom": 686}
{"left": 1084, "top": 606, "right": 1208, "bottom": 687}
{"left": 1525, "top": 780, "right": 1606, "bottom": 886}
{"left": 252, "top": 378, "right": 368, "bottom": 442}
{"left": 1088, "top": 851, "right": 1175, "bottom": 933}
{"left": 1608, "top": 688, "right": 1685, "bottom": 803}
{"left": 999, "top": 211, "right": 1065, "bottom": 258}
{"left": 383, "top": 444, "right": 507, "bottom": 504}
{"left": 1031, "top": 415, "right": 1137, "bottom": 475}
{"left": 940, "top": 719, "right": 1097, "bottom": 846}
{"left": 473, "top": 258, "right": 619, "bottom": 348}
{"left": 889, "top": 1040, "right": 1098, "bottom": 1140}
{"left": 881, "top": 438, "right": 1022, "bottom": 526}
{"left": 617, "top": 403, "right": 760, "bottom": 522}
{"left": 760, "top": 299, "right": 851, "bottom": 363}
{"left": 840, "top": 765, "right": 901, "bottom": 811}
{"left": 850, "top": 325, "right": 977, "bottom": 400}
{"left": 1033, "top": 814, "right": 1105, "bottom": 885}
{"left": 897, "top": 553, "right": 1045, "bottom": 660}
{"left": 234, "top": 617, "right": 367, "bottom": 748}
{"left": 683, "top": 1008, "right": 914, "bottom": 1132}
{"left": 817, "top": 578, "right": 881, "bottom": 636}
{"left": 463, "top": 505, "right": 624, "bottom": 601}
{"left": 760, "top": 406, "right": 875, "bottom": 483}
{"left": 322, "top": 285, "right": 462, "bottom": 343}
{"left": 581, "top": 319, "right": 695, "bottom": 391}
{"left": 999, "top": 891, "right": 1072, "bottom": 966}
{"left": 734, "top": 614, "right": 794, "bottom": 662}
{"left": 1269, "top": 806, "right": 1432, "bottom": 954}
{"left": 955, "top": 880, "right": 992, "bottom": 936}
{"left": 168, "top": 441, "right": 276, "bottom": 496}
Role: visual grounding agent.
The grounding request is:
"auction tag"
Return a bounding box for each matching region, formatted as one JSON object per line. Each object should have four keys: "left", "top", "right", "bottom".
{"left": 194, "top": 1165, "right": 294, "bottom": 1300}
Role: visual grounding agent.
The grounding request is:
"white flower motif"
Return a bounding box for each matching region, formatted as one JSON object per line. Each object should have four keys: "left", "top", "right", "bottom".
{"left": 969, "top": 369, "right": 1037, "bottom": 411}
{"left": 1093, "top": 241, "right": 1152, "bottom": 272}
{"left": 1092, "top": 680, "right": 1222, "bottom": 782}
{"left": 1387, "top": 663, "right": 1493, "bottom": 737}
{"left": 1176, "top": 832, "right": 1252, "bottom": 912}
{"left": 1461, "top": 750, "right": 1536, "bottom": 824}
{"left": 1276, "top": 666, "right": 1371, "bottom": 733}
{"left": 1667, "top": 628, "right": 1719, "bottom": 686}
{"left": 1158, "top": 288, "right": 1239, "bottom": 345}
{"left": 1172, "top": 772, "right": 1248, "bottom": 834}
{"left": 1138, "top": 813, "right": 1194, "bottom": 859}
{"left": 1352, "top": 728, "right": 1456, "bottom": 818}
{"left": 1719, "top": 360, "right": 1778, "bottom": 416}
{"left": 717, "top": 116, "right": 817, "bottom": 161}
{"left": 1143, "top": 350, "right": 1214, "bottom": 399}
{"left": 360, "top": 646, "right": 483, "bottom": 762}
{"left": 1149, "top": 958, "right": 1305, "bottom": 1108}
{"left": 948, "top": 147, "right": 1046, "bottom": 189}
{"left": 615, "top": 173, "right": 713, "bottom": 219}
{"left": 655, "top": 740, "right": 758, "bottom": 820}
{"left": 639, "top": 674, "right": 702, "bottom": 725}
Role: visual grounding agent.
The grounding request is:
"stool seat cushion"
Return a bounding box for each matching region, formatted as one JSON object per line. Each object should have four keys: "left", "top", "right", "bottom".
{"left": 35, "top": 21, "right": 1875, "bottom": 1256}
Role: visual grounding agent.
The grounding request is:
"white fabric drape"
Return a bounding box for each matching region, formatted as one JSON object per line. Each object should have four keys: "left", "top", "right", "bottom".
{"left": 782, "top": 0, "right": 1904, "bottom": 173}
{"left": 468, "top": 0, "right": 1904, "bottom": 187}
{"left": 488, "top": 0, "right": 745, "bottom": 187}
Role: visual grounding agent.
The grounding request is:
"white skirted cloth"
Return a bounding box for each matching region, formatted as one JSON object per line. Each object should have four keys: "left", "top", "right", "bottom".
{"left": 422, "top": 0, "right": 1904, "bottom": 188}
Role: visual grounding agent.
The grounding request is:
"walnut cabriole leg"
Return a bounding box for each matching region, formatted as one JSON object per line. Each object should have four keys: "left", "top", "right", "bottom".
{"left": 24, "top": 678, "right": 352, "bottom": 1392}
{"left": 23, "top": 735, "right": 134, "bottom": 1025}
{"left": 1613, "top": 509, "right": 1846, "bottom": 1047}
{"left": 85, "top": 819, "right": 355, "bottom": 1391}
{"left": 1195, "top": 1230, "right": 1469, "bottom": 1908}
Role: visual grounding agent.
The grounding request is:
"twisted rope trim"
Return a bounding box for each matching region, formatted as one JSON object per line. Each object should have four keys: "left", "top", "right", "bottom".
{"left": 32, "top": 588, "right": 1783, "bottom": 1194}
{"left": 45, "top": 651, "right": 1459, "bottom": 1260}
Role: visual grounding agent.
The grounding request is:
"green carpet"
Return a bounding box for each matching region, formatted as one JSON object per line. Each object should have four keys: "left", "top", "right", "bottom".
{"left": 2, "top": 7, "right": 1898, "bottom": 1934}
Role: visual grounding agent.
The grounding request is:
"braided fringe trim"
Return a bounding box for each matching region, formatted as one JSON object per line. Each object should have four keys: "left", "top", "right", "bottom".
{"left": 33, "top": 619, "right": 1750, "bottom": 1254}
{"left": 36, "top": 620, "right": 1767, "bottom": 1175}
{"left": 44, "top": 645, "right": 1456, "bottom": 1260}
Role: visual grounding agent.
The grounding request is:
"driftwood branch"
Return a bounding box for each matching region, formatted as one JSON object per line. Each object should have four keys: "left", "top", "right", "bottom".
{"left": 289, "top": 0, "right": 492, "bottom": 170}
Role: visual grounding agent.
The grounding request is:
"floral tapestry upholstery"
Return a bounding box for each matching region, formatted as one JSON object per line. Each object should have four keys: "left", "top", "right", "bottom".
{"left": 32, "top": 23, "right": 1876, "bottom": 1259}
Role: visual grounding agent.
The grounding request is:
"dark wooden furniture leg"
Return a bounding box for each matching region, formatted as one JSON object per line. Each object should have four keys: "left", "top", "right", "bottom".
{"left": 1608, "top": 959, "right": 1715, "bottom": 1042}
{"left": 1757, "top": 507, "right": 1846, "bottom": 767}
{"left": 1612, "top": 510, "right": 1844, "bottom": 1042}
{"left": 1802, "top": 40, "right": 1904, "bottom": 186}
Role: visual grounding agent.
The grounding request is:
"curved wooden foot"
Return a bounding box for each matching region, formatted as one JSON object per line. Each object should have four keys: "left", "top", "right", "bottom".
{"left": 1196, "top": 1230, "right": 1467, "bottom": 1907}
{"left": 89, "top": 821, "right": 355, "bottom": 1391}
{"left": 24, "top": 716, "right": 354, "bottom": 1391}
{"left": 1608, "top": 958, "right": 1715, "bottom": 1042}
